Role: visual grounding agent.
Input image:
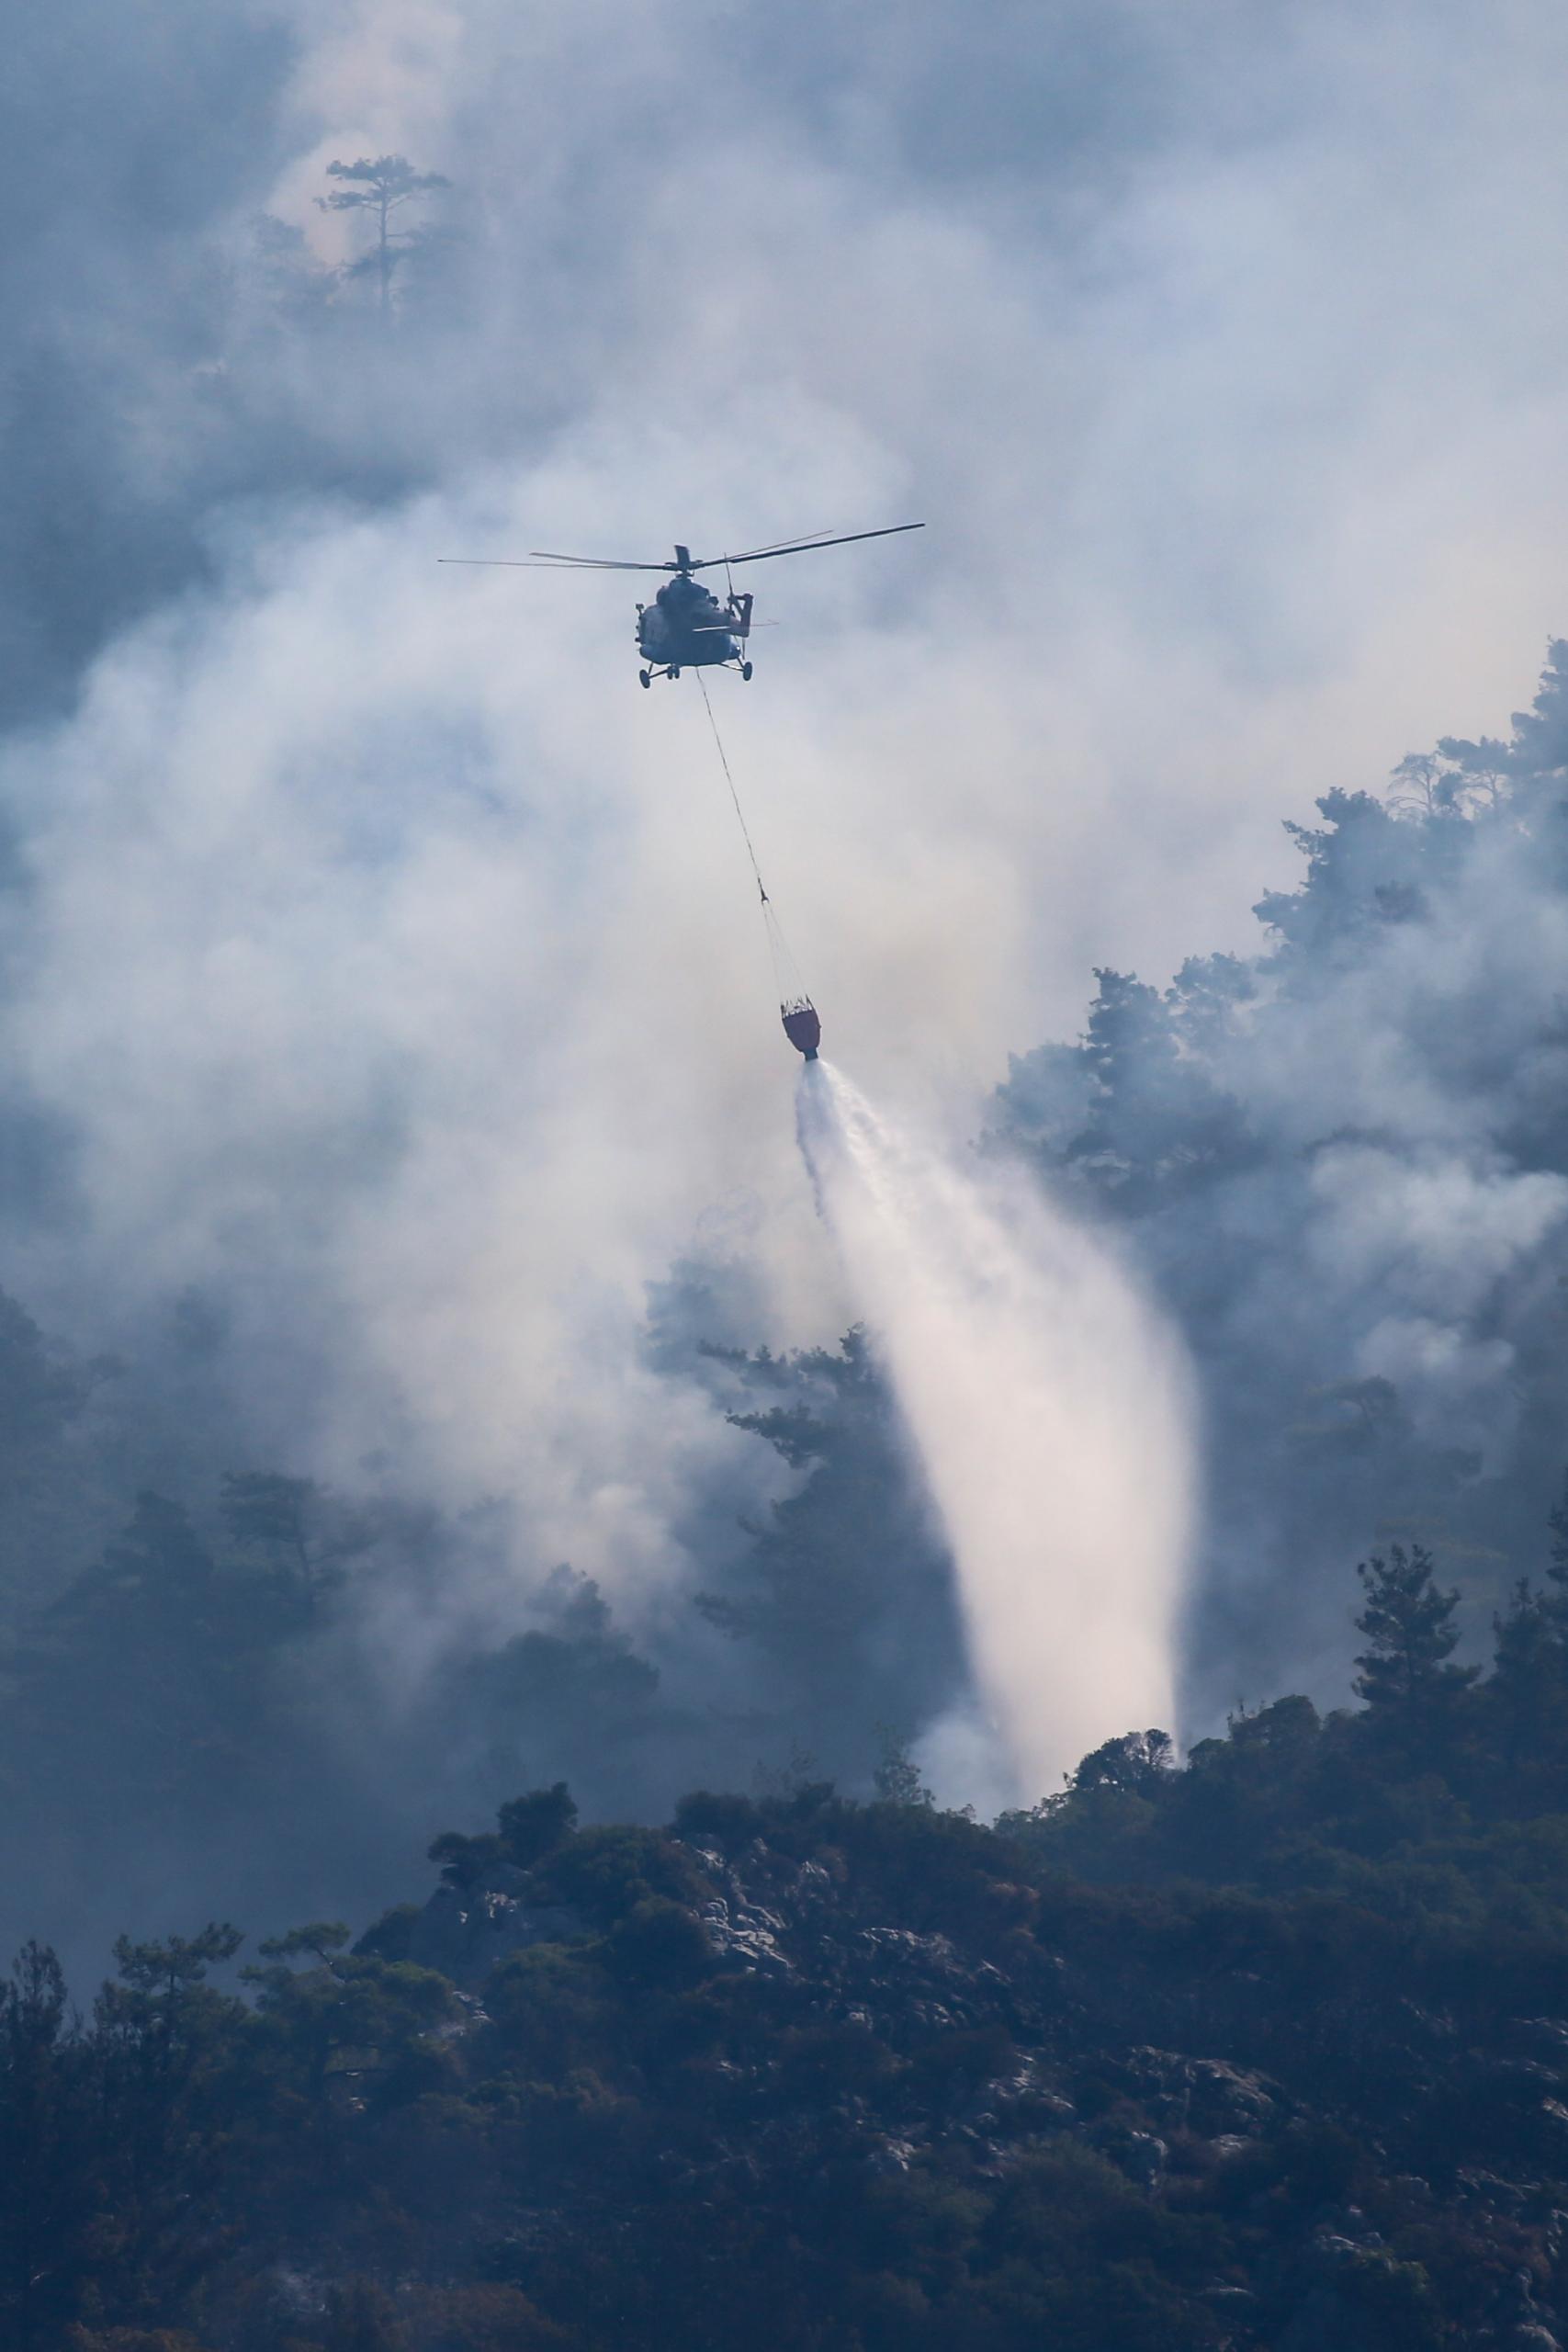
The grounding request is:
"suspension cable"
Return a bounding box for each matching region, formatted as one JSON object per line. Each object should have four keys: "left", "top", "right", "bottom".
{"left": 694, "top": 672, "right": 811, "bottom": 1008}
{"left": 696, "top": 671, "right": 769, "bottom": 905}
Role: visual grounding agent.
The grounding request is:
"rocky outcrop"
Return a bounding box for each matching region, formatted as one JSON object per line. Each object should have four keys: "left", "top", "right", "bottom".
{"left": 390, "top": 1816, "right": 1568, "bottom": 2348}
{"left": 408, "top": 1862, "right": 587, "bottom": 1987}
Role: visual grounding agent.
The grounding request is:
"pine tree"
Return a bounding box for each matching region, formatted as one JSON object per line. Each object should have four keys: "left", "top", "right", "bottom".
{"left": 1353, "top": 1544, "right": 1477, "bottom": 1714}
{"left": 1486, "top": 1481, "right": 1568, "bottom": 1771}
{"left": 317, "top": 156, "right": 450, "bottom": 316}
{"left": 873, "top": 1726, "right": 934, "bottom": 1808}
{"left": 1486, "top": 1576, "right": 1568, "bottom": 1793}
{"left": 0, "top": 1944, "right": 85, "bottom": 2349}
{"left": 1546, "top": 1466, "right": 1568, "bottom": 1610}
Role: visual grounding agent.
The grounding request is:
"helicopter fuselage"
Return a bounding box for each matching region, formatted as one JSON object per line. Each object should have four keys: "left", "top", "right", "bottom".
{"left": 637, "top": 575, "right": 752, "bottom": 682}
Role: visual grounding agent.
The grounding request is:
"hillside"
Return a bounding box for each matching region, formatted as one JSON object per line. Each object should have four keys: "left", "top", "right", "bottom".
{"left": 18, "top": 1533, "right": 1568, "bottom": 2351}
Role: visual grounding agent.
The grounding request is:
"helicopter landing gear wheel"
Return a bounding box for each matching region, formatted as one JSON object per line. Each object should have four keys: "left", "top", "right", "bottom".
{"left": 638, "top": 669, "right": 651, "bottom": 689}
{"left": 670, "top": 665, "right": 681, "bottom": 679}
{"left": 741, "top": 662, "right": 753, "bottom": 681}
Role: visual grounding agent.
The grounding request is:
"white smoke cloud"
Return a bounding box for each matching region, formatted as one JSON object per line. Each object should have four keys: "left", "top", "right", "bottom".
{"left": 5, "top": 0, "right": 1568, "bottom": 1773}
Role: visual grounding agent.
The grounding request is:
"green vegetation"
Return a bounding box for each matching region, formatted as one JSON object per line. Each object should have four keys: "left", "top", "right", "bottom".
{"left": 7, "top": 1518, "right": 1568, "bottom": 2346}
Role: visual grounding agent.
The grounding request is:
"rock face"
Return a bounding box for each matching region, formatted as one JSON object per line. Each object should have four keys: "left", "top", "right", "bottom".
{"left": 408, "top": 1863, "right": 587, "bottom": 1987}
{"left": 378, "top": 1805, "right": 1568, "bottom": 2347}
{"left": 698, "top": 1892, "right": 794, "bottom": 1976}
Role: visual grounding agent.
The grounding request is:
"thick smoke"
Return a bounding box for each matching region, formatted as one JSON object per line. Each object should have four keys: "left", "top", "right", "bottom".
{"left": 797, "top": 1062, "right": 1195, "bottom": 1805}
{"left": 991, "top": 649, "right": 1568, "bottom": 1721}
{"left": 2, "top": 0, "right": 1568, "bottom": 1962}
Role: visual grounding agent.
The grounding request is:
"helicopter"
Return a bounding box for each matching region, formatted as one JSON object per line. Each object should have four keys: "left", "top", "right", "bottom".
{"left": 438, "top": 524, "right": 924, "bottom": 685}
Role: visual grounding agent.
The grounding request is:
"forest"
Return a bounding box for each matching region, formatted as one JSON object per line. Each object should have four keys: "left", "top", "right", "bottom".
{"left": 14, "top": 1525, "right": 1568, "bottom": 2348}
{"left": 10, "top": 6, "right": 1568, "bottom": 2343}
{"left": 0, "top": 656, "right": 1565, "bottom": 2345}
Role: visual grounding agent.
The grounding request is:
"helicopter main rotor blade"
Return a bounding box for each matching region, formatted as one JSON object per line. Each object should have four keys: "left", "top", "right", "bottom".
{"left": 436, "top": 554, "right": 670, "bottom": 571}
{"left": 690, "top": 522, "right": 925, "bottom": 571}
{"left": 528, "top": 549, "right": 673, "bottom": 569}
{"left": 699, "top": 528, "right": 841, "bottom": 562}
{"left": 437, "top": 558, "right": 637, "bottom": 572}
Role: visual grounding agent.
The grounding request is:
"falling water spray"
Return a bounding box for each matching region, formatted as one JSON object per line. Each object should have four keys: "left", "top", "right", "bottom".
{"left": 796, "top": 1060, "right": 1196, "bottom": 1809}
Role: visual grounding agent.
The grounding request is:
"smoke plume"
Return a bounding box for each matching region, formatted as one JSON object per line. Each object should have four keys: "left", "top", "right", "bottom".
{"left": 990, "top": 652, "right": 1568, "bottom": 1723}
{"left": 2, "top": 0, "right": 1568, "bottom": 1962}
{"left": 796, "top": 1059, "right": 1196, "bottom": 1804}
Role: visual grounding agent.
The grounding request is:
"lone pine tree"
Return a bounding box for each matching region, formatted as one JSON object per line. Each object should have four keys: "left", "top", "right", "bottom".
{"left": 1353, "top": 1543, "right": 1477, "bottom": 1715}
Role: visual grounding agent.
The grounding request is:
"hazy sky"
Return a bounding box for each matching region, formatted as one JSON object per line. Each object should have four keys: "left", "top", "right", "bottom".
{"left": 4, "top": 0, "right": 1568, "bottom": 1679}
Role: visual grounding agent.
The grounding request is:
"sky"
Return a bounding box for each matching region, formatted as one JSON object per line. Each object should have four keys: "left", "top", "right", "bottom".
{"left": 4, "top": 0, "right": 1568, "bottom": 1773}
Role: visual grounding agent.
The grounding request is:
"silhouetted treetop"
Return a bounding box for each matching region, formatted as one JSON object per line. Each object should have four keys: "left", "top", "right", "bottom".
{"left": 317, "top": 154, "right": 451, "bottom": 315}
{"left": 1353, "top": 1542, "right": 1478, "bottom": 1714}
